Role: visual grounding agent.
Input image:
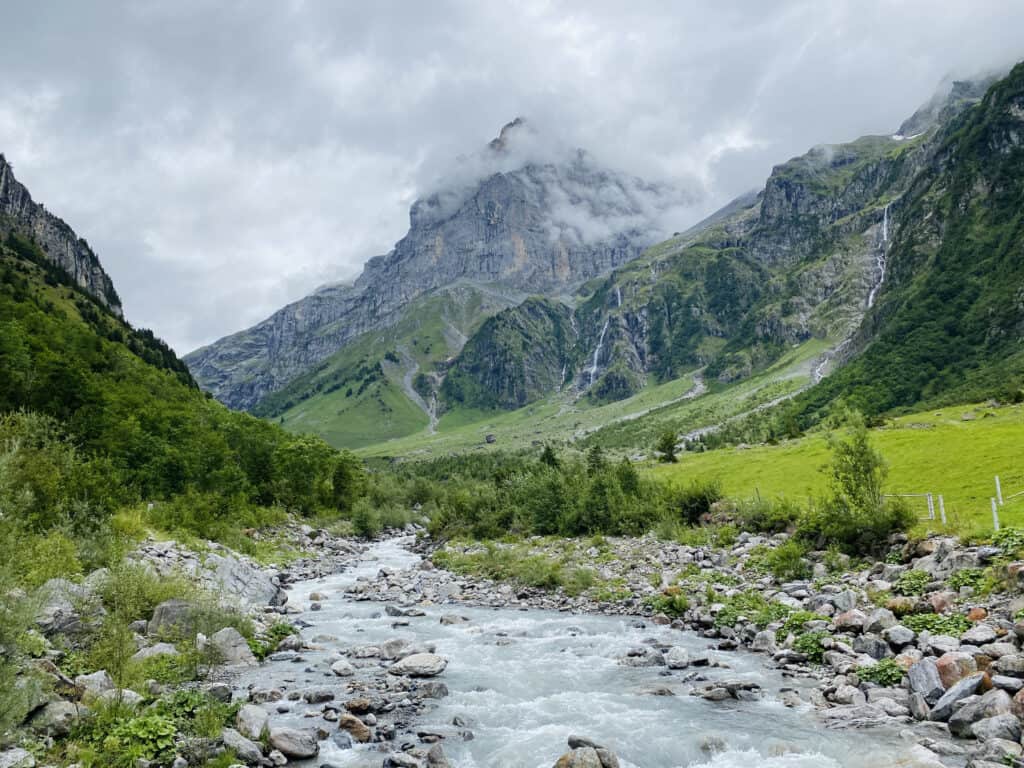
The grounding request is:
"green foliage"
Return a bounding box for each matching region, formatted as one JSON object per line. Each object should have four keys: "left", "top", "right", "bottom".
{"left": 992, "top": 528, "right": 1024, "bottom": 556}
{"left": 433, "top": 544, "right": 567, "bottom": 591}
{"left": 947, "top": 568, "right": 985, "bottom": 591}
{"left": 655, "top": 430, "right": 678, "bottom": 463}
{"left": 761, "top": 539, "right": 811, "bottom": 581}
{"left": 247, "top": 622, "right": 297, "bottom": 661}
{"left": 98, "top": 560, "right": 195, "bottom": 623}
{"left": 775, "top": 611, "right": 828, "bottom": 642}
{"left": 901, "top": 613, "right": 970, "bottom": 635}
{"left": 645, "top": 588, "right": 689, "bottom": 617}
{"left": 153, "top": 689, "right": 240, "bottom": 738}
{"left": 664, "top": 479, "right": 723, "bottom": 525}
{"left": 793, "top": 631, "right": 829, "bottom": 663}
{"left": 714, "top": 590, "right": 791, "bottom": 629}
{"left": 894, "top": 570, "right": 930, "bottom": 596}
{"left": 858, "top": 658, "right": 904, "bottom": 687}
{"left": 800, "top": 418, "right": 913, "bottom": 552}
{"left": 735, "top": 496, "right": 804, "bottom": 534}
{"left": 0, "top": 566, "right": 46, "bottom": 735}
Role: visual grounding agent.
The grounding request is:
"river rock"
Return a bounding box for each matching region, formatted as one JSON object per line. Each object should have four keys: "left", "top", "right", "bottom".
{"left": 971, "top": 713, "right": 1021, "bottom": 742}
{"left": 948, "top": 689, "right": 1012, "bottom": 737}
{"left": 865, "top": 608, "right": 897, "bottom": 633}
{"left": 390, "top": 653, "right": 447, "bottom": 677}
{"left": 908, "top": 659, "right": 945, "bottom": 704}
{"left": 930, "top": 673, "right": 986, "bottom": 722}
{"left": 884, "top": 625, "right": 915, "bottom": 648}
{"left": 935, "top": 652, "right": 977, "bottom": 688}
{"left": 221, "top": 727, "right": 264, "bottom": 765}
{"left": 207, "top": 627, "right": 257, "bottom": 665}
{"left": 36, "top": 578, "right": 104, "bottom": 637}
{"left": 665, "top": 647, "right": 690, "bottom": 669}
{"left": 201, "top": 551, "right": 287, "bottom": 607}
{"left": 236, "top": 704, "right": 269, "bottom": 740}
{"left": 962, "top": 624, "right": 999, "bottom": 646}
{"left": 426, "top": 744, "right": 451, "bottom": 767}
{"left": 131, "top": 642, "right": 180, "bottom": 662}
{"left": 331, "top": 659, "right": 356, "bottom": 676}
{"left": 0, "top": 749, "right": 35, "bottom": 768}
{"left": 338, "top": 713, "right": 371, "bottom": 742}
{"left": 267, "top": 727, "right": 319, "bottom": 758}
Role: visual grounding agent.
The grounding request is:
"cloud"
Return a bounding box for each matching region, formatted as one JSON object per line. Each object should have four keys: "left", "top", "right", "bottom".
{"left": 0, "top": 1, "right": 1022, "bottom": 353}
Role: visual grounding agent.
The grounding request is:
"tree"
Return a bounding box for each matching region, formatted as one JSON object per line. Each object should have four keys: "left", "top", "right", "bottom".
{"left": 804, "top": 414, "right": 913, "bottom": 552}
{"left": 332, "top": 450, "right": 366, "bottom": 512}
{"left": 539, "top": 444, "right": 560, "bottom": 469}
{"left": 586, "top": 444, "right": 607, "bottom": 476}
{"left": 655, "top": 430, "right": 678, "bottom": 463}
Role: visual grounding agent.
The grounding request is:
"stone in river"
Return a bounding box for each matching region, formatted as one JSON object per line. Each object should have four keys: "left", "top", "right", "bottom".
{"left": 390, "top": 653, "right": 448, "bottom": 677}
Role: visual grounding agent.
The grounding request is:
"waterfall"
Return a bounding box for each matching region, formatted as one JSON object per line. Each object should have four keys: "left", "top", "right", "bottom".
{"left": 615, "top": 285, "right": 622, "bottom": 308}
{"left": 867, "top": 202, "right": 891, "bottom": 309}
{"left": 589, "top": 319, "right": 610, "bottom": 387}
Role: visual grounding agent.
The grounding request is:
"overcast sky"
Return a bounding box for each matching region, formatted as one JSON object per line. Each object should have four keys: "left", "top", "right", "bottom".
{"left": 2, "top": 1, "right": 1022, "bottom": 354}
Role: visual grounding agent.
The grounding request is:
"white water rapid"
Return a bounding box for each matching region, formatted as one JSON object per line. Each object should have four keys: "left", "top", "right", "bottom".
{"left": 238, "top": 539, "right": 926, "bottom": 768}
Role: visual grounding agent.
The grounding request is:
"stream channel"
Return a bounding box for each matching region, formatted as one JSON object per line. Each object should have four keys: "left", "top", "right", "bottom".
{"left": 234, "top": 538, "right": 929, "bottom": 768}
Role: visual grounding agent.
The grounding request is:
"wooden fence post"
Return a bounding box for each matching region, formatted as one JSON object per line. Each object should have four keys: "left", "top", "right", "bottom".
{"left": 938, "top": 495, "right": 946, "bottom": 525}
{"left": 992, "top": 498, "right": 1001, "bottom": 531}
{"left": 996, "top": 476, "right": 1004, "bottom": 506}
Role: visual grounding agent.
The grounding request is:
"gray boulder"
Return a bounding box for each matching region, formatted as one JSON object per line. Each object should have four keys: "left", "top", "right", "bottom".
{"left": 202, "top": 551, "right": 287, "bottom": 607}
{"left": 206, "top": 627, "right": 257, "bottom": 666}
{"left": 236, "top": 704, "right": 269, "bottom": 740}
{"left": 390, "top": 653, "right": 447, "bottom": 677}
{"left": 221, "top": 727, "right": 264, "bottom": 765}
{"left": 131, "top": 642, "right": 180, "bottom": 662}
{"left": 0, "top": 749, "right": 35, "bottom": 768}
{"left": 75, "top": 670, "right": 114, "bottom": 698}
{"left": 908, "top": 659, "right": 944, "bottom": 705}
{"left": 930, "top": 673, "right": 988, "bottom": 722}
{"left": 148, "top": 599, "right": 196, "bottom": 637}
{"left": 267, "top": 727, "right": 319, "bottom": 758}
{"left": 948, "top": 689, "right": 1012, "bottom": 737}
{"left": 28, "top": 700, "right": 81, "bottom": 736}
{"left": 971, "top": 714, "right": 1021, "bottom": 743}
{"left": 665, "top": 647, "right": 691, "bottom": 669}
{"left": 36, "top": 579, "right": 104, "bottom": 637}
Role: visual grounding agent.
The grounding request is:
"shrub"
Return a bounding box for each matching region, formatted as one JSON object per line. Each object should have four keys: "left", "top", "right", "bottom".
{"left": 893, "top": 570, "right": 930, "bottom": 596}
{"left": 793, "top": 631, "right": 829, "bottom": 663}
{"left": 98, "top": 560, "right": 195, "bottom": 623}
{"left": 947, "top": 568, "right": 985, "bottom": 591}
{"left": 859, "top": 658, "right": 904, "bottom": 687}
{"left": 655, "top": 430, "right": 678, "bottom": 463}
{"left": 247, "top": 622, "right": 297, "bottom": 661}
{"left": 563, "top": 567, "right": 597, "bottom": 597}
{"left": 800, "top": 419, "right": 913, "bottom": 552}
{"left": 665, "top": 479, "right": 723, "bottom": 525}
{"left": 350, "top": 498, "right": 381, "bottom": 538}
{"left": 645, "top": 588, "right": 689, "bottom": 617}
{"left": 902, "top": 613, "right": 970, "bottom": 635}
{"left": 775, "top": 611, "right": 828, "bottom": 642}
{"left": 735, "top": 496, "right": 803, "bottom": 534}
{"left": 762, "top": 539, "right": 811, "bottom": 581}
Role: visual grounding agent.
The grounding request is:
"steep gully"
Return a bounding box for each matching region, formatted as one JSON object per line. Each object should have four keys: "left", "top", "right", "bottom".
{"left": 239, "top": 537, "right": 925, "bottom": 768}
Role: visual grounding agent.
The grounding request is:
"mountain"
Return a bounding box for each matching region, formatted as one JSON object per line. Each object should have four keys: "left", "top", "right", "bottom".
{"left": 0, "top": 154, "right": 122, "bottom": 315}
{"left": 186, "top": 119, "right": 690, "bottom": 411}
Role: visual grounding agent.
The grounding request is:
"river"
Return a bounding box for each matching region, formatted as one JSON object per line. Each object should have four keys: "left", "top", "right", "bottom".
{"left": 234, "top": 538, "right": 928, "bottom": 768}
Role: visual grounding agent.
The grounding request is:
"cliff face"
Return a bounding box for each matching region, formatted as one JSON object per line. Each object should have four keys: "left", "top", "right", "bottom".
{"left": 186, "top": 121, "right": 687, "bottom": 410}
{"left": 0, "top": 155, "right": 122, "bottom": 315}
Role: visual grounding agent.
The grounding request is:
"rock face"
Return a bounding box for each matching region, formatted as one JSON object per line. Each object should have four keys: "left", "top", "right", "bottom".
{"left": 0, "top": 155, "right": 121, "bottom": 314}
{"left": 267, "top": 727, "right": 319, "bottom": 759}
{"left": 185, "top": 120, "right": 688, "bottom": 411}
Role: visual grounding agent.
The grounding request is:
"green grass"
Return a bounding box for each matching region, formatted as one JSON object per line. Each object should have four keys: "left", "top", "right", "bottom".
{"left": 652, "top": 403, "right": 1024, "bottom": 537}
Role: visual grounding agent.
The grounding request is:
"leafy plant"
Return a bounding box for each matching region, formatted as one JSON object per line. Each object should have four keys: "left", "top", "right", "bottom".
{"left": 645, "top": 587, "right": 689, "bottom": 617}
{"left": 947, "top": 568, "right": 985, "bottom": 591}
{"left": 901, "top": 612, "right": 969, "bottom": 635}
{"left": 775, "top": 611, "right": 828, "bottom": 642}
{"left": 793, "top": 631, "right": 829, "bottom": 663}
{"left": 858, "top": 658, "right": 904, "bottom": 687}
{"left": 762, "top": 539, "right": 811, "bottom": 581}
{"left": 894, "top": 570, "right": 930, "bottom": 596}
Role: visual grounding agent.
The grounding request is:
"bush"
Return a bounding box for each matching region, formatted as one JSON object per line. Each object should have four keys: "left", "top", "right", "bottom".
{"left": 0, "top": 568, "right": 45, "bottom": 734}
{"left": 645, "top": 588, "right": 689, "bottom": 617}
{"left": 735, "top": 496, "right": 803, "bottom": 534}
{"left": 665, "top": 479, "right": 723, "bottom": 525}
{"left": 800, "top": 419, "right": 913, "bottom": 552}
{"left": 902, "top": 613, "right": 970, "bottom": 635}
{"left": 98, "top": 560, "right": 195, "bottom": 623}
{"left": 793, "top": 631, "right": 829, "bottom": 663}
{"left": 893, "top": 569, "right": 930, "bottom": 596}
{"left": 762, "top": 539, "right": 811, "bottom": 581}
{"left": 859, "top": 658, "right": 904, "bottom": 687}
{"left": 775, "top": 611, "right": 828, "bottom": 642}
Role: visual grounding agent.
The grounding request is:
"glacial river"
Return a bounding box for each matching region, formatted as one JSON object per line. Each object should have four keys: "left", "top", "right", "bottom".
{"left": 236, "top": 539, "right": 931, "bottom": 768}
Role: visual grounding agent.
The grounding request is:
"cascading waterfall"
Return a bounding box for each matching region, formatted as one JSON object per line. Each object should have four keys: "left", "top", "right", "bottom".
{"left": 615, "top": 285, "right": 622, "bottom": 308}
{"left": 589, "top": 319, "right": 610, "bottom": 387}
{"left": 867, "top": 203, "right": 891, "bottom": 309}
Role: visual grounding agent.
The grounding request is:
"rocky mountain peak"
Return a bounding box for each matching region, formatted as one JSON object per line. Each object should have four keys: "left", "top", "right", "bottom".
{"left": 488, "top": 117, "right": 528, "bottom": 152}
{"left": 0, "top": 154, "right": 122, "bottom": 315}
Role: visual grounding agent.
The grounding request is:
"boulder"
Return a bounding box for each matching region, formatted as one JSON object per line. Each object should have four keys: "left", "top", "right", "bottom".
{"left": 330, "top": 659, "right": 356, "bottom": 677}
{"left": 883, "top": 625, "right": 915, "bottom": 648}
{"left": 28, "top": 700, "right": 81, "bottom": 736}
{"left": 389, "top": 653, "right": 447, "bottom": 677}
{"left": 935, "top": 651, "right": 977, "bottom": 689}
{"left": 207, "top": 627, "right": 257, "bottom": 666}
{"left": 96, "top": 689, "right": 144, "bottom": 707}
{"left": 929, "top": 673, "right": 986, "bottom": 722}
{"left": 752, "top": 630, "right": 776, "bottom": 653}
{"left": 665, "top": 647, "right": 690, "bottom": 669}
{"left": 36, "top": 578, "right": 104, "bottom": 637}
{"left": 994, "top": 654, "right": 1024, "bottom": 677}
{"left": 961, "top": 624, "right": 999, "bottom": 646}
{"left": 971, "top": 714, "right": 1021, "bottom": 743}
{"left": 427, "top": 744, "right": 451, "bottom": 767}
{"left": 948, "top": 689, "right": 1012, "bottom": 737}
{"left": 131, "top": 642, "right": 180, "bottom": 662}
{"left": 267, "top": 727, "right": 319, "bottom": 759}
{"left": 235, "top": 704, "right": 269, "bottom": 740}
{"left": 221, "top": 727, "right": 264, "bottom": 765}
{"left": 908, "top": 659, "right": 945, "bottom": 704}
{"left": 338, "top": 713, "right": 371, "bottom": 743}
{"left": 865, "top": 608, "right": 897, "bottom": 633}
{"left": 201, "top": 551, "right": 287, "bottom": 607}
{"left": 0, "top": 749, "right": 35, "bottom": 768}
{"left": 148, "top": 599, "right": 196, "bottom": 637}
{"left": 75, "top": 670, "right": 114, "bottom": 698}
{"left": 833, "top": 609, "right": 867, "bottom": 633}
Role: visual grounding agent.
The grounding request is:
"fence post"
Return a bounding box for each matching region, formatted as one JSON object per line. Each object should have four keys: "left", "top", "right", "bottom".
{"left": 996, "top": 475, "right": 1004, "bottom": 506}
{"left": 927, "top": 493, "right": 935, "bottom": 521}
{"left": 992, "top": 497, "right": 1001, "bottom": 531}
{"left": 938, "top": 495, "right": 946, "bottom": 525}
